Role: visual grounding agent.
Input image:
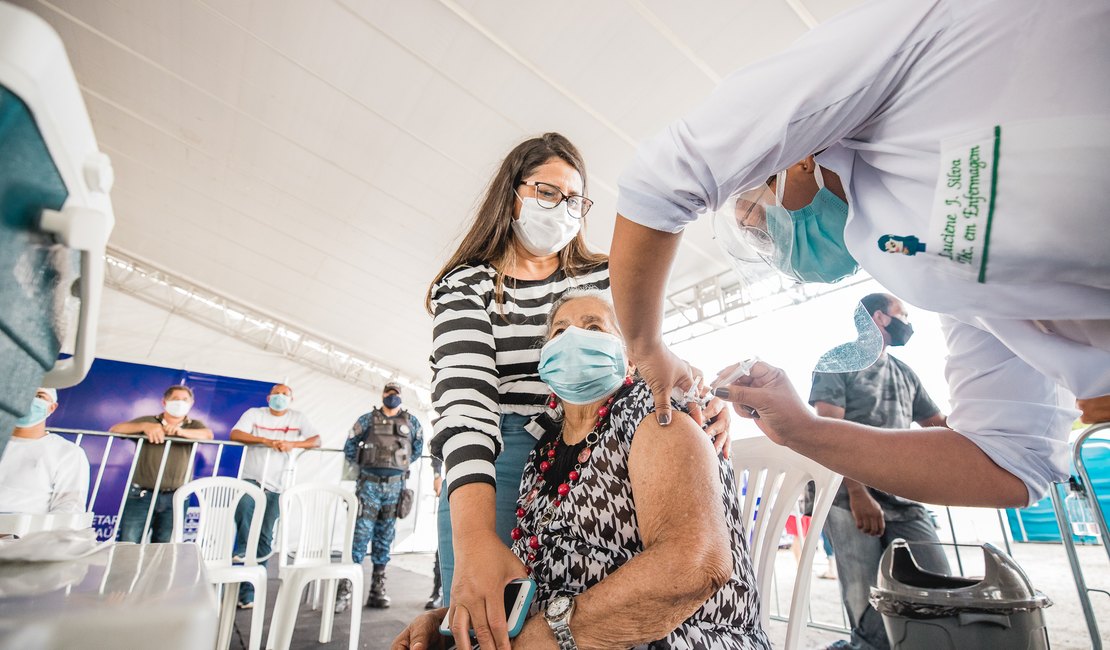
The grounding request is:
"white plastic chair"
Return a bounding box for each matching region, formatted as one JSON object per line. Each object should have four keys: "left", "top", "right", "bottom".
{"left": 731, "top": 434, "right": 842, "bottom": 650}
{"left": 173, "top": 477, "right": 268, "bottom": 650}
{"left": 265, "top": 483, "right": 362, "bottom": 650}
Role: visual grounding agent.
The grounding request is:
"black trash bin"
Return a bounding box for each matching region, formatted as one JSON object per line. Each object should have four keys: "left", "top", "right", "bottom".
{"left": 869, "top": 540, "right": 1052, "bottom": 649}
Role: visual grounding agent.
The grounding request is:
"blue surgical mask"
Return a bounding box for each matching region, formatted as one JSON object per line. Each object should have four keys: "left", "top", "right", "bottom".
{"left": 383, "top": 394, "right": 402, "bottom": 409}
{"left": 764, "top": 187, "right": 858, "bottom": 283}
{"left": 15, "top": 397, "right": 52, "bottom": 428}
{"left": 268, "top": 394, "right": 291, "bottom": 411}
{"left": 538, "top": 327, "right": 627, "bottom": 405}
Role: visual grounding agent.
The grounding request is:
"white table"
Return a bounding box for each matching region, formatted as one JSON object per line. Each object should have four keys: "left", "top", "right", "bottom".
{"left": 0, "top": 543, "right": 218, "bottom": 650}
{"left": 0, "top": 512, "right": 94, "bottom": 537}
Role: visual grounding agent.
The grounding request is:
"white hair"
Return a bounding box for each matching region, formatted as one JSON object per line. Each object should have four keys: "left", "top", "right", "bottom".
{"left": 545, "top": 287, "right": 619, "bottom": 336}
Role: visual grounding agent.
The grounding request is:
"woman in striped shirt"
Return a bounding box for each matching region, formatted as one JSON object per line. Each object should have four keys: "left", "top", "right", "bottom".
{"left": 427, "top": 133, "right": 729, "bottom": 649}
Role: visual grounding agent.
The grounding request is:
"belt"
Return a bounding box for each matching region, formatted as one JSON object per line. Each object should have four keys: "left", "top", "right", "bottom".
{"left": 360, "top": 474, "right": 404, "bottom": 485}
{"left": 132, "top": 483, "right": 176, "bottom": 494}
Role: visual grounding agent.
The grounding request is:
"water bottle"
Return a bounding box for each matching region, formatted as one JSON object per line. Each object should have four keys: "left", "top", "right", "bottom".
{"left": 1065, "top": 477, "right": 1101, "bottom": 539}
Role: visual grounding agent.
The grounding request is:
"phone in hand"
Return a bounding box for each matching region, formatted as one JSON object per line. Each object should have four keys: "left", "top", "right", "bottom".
{"left": 439, "top": 578, "right": 537, "bottom": 639}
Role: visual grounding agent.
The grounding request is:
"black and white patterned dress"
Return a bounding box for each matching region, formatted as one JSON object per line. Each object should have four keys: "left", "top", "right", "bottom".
{"left": 510, "top": 380, "right": 772, "bottom": 650}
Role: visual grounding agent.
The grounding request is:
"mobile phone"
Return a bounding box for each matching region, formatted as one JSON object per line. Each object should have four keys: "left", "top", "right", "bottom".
{"left": 439, "top": 578, "right": 537, "bottom": 639}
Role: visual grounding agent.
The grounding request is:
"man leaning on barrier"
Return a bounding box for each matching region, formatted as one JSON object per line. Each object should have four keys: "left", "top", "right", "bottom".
{"left": 230, "top": 383, "right": 320, "bottom": 609}
{"left": 110, "top": 385, "right": 213, "bottom": 543}
{"left": 335, "top": 381, "right": 423, "bottom": 613}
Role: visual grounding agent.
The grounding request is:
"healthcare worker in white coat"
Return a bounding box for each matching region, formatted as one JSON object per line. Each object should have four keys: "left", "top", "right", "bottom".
{"left": 609, "top": 0, "right": 1110, "bottom": 508}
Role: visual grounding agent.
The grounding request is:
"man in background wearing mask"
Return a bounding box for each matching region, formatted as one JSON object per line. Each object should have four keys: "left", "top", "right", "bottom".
{"left": 808, "top": 294, "right": 949, "bottom": 650}
{"left": 110, "top": 384, "right": 213, "bottom": 543}
{"left": 230, "top": 383, "right": 320, "bottom": 609}
{"left": 335, "top": 381, "right": 423, "bottom": 613}
{"left": 0, "top": 388, "right": 89, "bottom": 514}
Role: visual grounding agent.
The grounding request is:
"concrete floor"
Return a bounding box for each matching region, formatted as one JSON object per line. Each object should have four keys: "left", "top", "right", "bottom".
{"left": 233, "top": 542, "right": 1109, "bottom": 650}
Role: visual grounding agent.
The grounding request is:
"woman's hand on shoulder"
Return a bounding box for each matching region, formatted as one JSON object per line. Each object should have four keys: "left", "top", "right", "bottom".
{"left": 699, "top": 394, "right": 732, "bottom": 459}
{"left": 627, "top": 343, "right": 702, "bottom": 428}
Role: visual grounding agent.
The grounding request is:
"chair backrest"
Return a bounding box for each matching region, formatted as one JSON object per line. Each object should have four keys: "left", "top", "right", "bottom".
{"left": 278, "top": 483, "right": 357, "bottom": 568}
{"left": 172, "top": 477, "right": 266, "bottom": 568}
{"left": 730, "top": 434, "right": 842, "bottom": 649}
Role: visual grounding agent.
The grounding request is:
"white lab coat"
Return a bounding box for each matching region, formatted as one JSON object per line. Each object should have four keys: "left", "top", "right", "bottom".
{"left": 617, "top": 0, "right": 1110, "bottom": 503}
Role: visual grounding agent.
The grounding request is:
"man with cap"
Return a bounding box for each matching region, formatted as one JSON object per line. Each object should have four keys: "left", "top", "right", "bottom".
{"left": 336, "top": 381, "right": 424, "bottom": 612}
{"left": 0, "top": 388, "right": 90, "bottom": 514}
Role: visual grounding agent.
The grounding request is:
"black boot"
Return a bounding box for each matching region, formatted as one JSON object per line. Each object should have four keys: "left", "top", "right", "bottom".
{"left": 425, "top": 562, "right": 442, "bottom": 610}
{"left": 334, "top": 578, "right": 352, "bottom": 614}
{"left": 366, "top": 566, "right": 391, "bottom": 609}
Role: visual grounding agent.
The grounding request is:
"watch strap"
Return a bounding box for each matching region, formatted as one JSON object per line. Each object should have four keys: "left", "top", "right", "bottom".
{"left": 550, "top": 620, "right": 577, "bottom": 650}
{"left": 546, "top": 597, "right": 578, "bottom": 650}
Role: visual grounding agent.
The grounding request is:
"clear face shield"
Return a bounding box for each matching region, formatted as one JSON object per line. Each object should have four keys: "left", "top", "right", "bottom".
{"left": 712, "top": 166, "right": 882, "bottom": 373}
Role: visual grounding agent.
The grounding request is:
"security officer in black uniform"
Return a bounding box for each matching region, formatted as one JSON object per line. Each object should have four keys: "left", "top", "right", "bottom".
{"left": 336, "top": 381, "right": 423, "bottom": 613}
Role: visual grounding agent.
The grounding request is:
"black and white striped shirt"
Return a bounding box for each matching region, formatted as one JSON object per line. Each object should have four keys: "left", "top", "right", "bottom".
{"left": 430, "top": 261, "right": 610, "bottom": 497}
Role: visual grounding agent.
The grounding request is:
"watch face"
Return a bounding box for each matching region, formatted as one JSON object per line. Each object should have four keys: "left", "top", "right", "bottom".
{"left": 546, "top": 597, "right": 571, "bottom": 619}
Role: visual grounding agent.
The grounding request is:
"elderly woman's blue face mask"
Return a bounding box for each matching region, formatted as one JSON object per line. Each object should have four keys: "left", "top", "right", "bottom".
{"left": 538, "top": 327, "right": 627, "bottom": 405}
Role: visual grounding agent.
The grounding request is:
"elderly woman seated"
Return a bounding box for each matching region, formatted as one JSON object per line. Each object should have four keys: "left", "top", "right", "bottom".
{"left": 395, "top": 290, "right": 771, "bottom": 649}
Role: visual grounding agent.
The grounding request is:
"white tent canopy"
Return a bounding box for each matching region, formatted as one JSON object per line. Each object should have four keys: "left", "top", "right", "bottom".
{"left": 15, "top": 0, "right": 866, "bottom": 386}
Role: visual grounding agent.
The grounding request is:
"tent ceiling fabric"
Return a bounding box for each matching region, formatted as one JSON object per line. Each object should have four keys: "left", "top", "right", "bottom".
{"left": 13, "top": 0, "right": 864, "bottom": 382}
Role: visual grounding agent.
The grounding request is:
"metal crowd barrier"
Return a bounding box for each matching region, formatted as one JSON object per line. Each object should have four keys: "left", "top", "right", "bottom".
{"left": 1050, "top": 422, "right": 1109, "bottom": 650}
{"left": 48, "top": 427, "right": 343, "bottom": 545}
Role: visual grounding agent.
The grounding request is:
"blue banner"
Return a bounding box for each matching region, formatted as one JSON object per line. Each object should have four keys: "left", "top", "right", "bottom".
{"left": 50, "top": 358, "right": 273, "bottom": 540}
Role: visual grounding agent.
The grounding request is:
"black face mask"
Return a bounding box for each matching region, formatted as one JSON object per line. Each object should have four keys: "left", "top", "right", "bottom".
{"left": 884, "top": 315, "right": 914, "bottom": 347}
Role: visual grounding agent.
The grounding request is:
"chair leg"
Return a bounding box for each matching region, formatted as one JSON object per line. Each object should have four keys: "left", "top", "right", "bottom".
{"left": 348, "top": 571, "right": 363, "bottom": 650}
{"left": 267, "top": 574, "right": 307, "bottom": 650}
{"left": 248, "top": 573, "right": 267, "bottom": 650}
{"left": 216, "top": 582, "right": 238, "bottom": 650}
{"left": 319, "top": 578, "right": 336, "bottom": 643}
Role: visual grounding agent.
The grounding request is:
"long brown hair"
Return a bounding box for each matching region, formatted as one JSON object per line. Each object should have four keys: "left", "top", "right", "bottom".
{"left": 425, "top": 132, "right": 607, "bottom": 314}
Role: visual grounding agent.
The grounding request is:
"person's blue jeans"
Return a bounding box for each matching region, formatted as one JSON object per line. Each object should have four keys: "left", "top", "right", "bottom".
{"left": 117, "top": 486, "right": 176, "bottom": 543}
{"left": 437, "top": 413, "right": 534, "bottom": 607}
{"left": 821, "top": 526, "right": 835, "bottom": 558}
{"left": 234, "top": 479, "right": 281, "bottom": 604}
{"left": 825, "top": 505, "right": 949, "bottom": 650}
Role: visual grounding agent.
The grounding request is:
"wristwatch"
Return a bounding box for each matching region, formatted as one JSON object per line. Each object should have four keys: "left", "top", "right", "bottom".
{"left": 544, "top": 595, "right": 578, "bottom": 650}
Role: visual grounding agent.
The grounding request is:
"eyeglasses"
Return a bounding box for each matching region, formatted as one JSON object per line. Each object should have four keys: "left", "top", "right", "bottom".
{"left": 518, "top": 181, "right": 593, "bottom": 219}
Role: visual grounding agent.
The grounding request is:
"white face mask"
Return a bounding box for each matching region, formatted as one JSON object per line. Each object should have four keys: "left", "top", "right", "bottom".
{"left": 511, "top": 197, "right": 581, "bottom": 257}
{"left": 165, "top": 400, "right": 192, "bottom": 418}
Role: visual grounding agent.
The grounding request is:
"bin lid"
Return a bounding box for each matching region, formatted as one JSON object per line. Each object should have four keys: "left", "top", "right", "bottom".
{"left": 871, "top": 540, "right": 1050, "bottom": 611}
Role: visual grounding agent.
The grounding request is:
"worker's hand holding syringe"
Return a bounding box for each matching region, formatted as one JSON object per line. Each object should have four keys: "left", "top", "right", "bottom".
{"left": 710, "top": 359, "right": 817, "bottom": 446}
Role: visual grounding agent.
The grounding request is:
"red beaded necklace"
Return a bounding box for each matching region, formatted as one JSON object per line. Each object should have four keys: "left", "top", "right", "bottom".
{"left": 512, "top": 376, "right": 634, "bottom": 571}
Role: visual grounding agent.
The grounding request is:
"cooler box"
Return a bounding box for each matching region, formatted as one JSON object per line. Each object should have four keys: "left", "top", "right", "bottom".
{"left": 0, "top": 1, "right": 114, "bottom": 455}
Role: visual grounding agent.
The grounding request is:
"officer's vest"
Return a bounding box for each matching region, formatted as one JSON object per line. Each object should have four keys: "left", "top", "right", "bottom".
{"left": 355, "top": 409, "right": 413, "bottom": 471}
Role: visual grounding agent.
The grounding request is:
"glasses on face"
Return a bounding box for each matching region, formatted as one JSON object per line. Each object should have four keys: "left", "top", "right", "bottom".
{"left": 732, "top": 200, "right": 775, "bottom": 257}
{"left": 519, "top": 181, "right": 593, "bottom": 219}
